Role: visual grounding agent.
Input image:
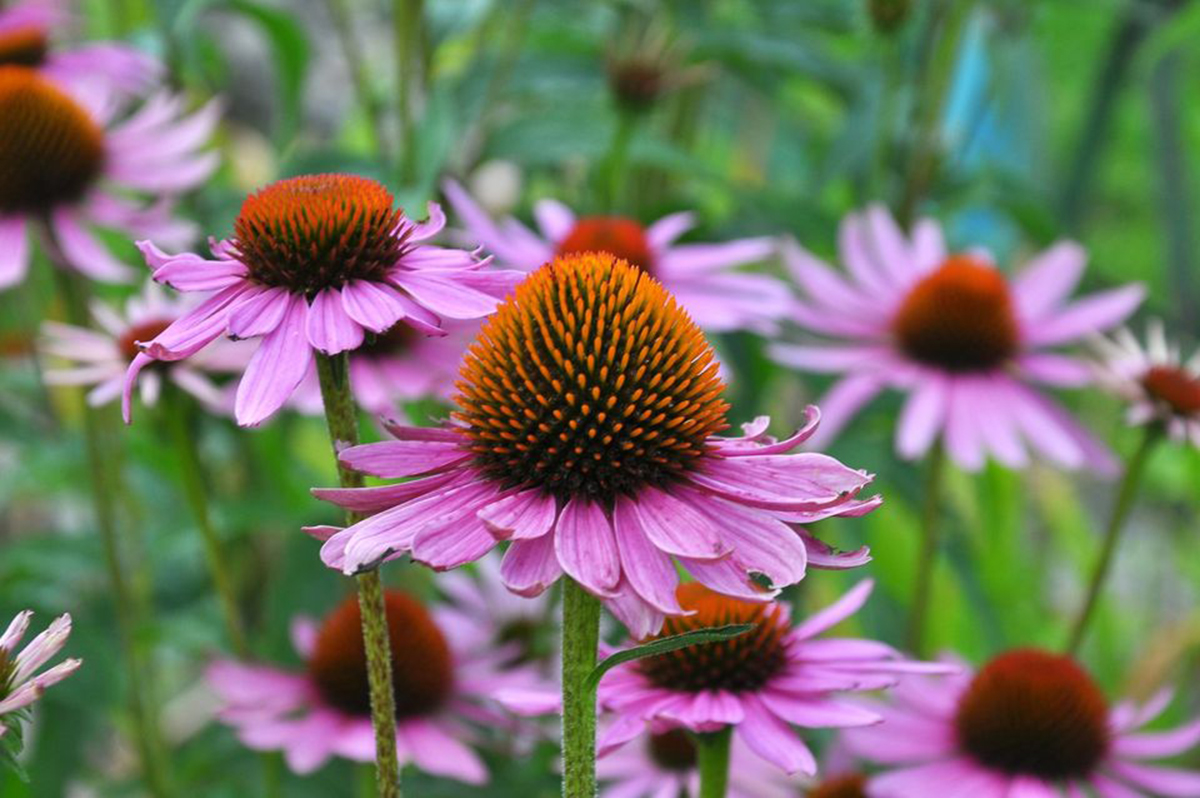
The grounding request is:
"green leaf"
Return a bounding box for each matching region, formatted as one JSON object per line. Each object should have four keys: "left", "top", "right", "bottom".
{"left": 583, "top": 624, "right": 753, "bottom": 696}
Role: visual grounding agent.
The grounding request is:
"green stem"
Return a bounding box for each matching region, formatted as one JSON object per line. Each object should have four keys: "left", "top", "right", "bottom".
{"left": 905, "top": 441, "right": 946, "bottom": 656}
{"left": 161, "top": 385, "right": 249, "bottom": 656}
{"left": 696, "top": 727, "right": 733, "bottom": 798}
{"left": 601, "top": 111, "right": 638, "bottom": 212}
{"left": 44, "top": 230, "right": 172, "bottom": 798}
{"left": 896, "top": 0, "right": 972, "bottom": 227}
{"left": 315, "top": 352, "right": 401, "bottom": 798}
{"left": 560, "top": 577, "right": 601, "bottom": 798}
{"left": 325, "top": 0, "right": 390, "bottom": 161}
{"left": 393, "top": 0, "right": 425, "bottom": 185}
{"left": 1065, "top": 427, "right": 1159, "bottom": 656}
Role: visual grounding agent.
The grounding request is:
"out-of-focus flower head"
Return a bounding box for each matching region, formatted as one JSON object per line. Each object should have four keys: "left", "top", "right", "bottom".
{"left": 0, "top": 66, "right": 219, "bottom": 291}
{"left": 40, "top": 279, "right": 251, "bottom": 413}
{"left": 0, "top": 611, "right": 81, "bottom": 737}
{"left": 770, "top": 205, "right": 1144, "bottom": 474}
{"left": 844, "top": 648, "right": 1200, "bottom": 796}
{"left": 207, "top": 590, "right": 544, "bottom": 781}
{"left": 594, "top": 580, "right": 952, "bottom": 775}
{"left": 0, "top": 1, "right": 160, "bottom": 97}
{"left": 122, "top": 174, "right": 526, "bottom": 427}
{"left": 443, "top": 179, "right": 789, "bottom": 336}
{"left": 1093, "top": 321, "right": 1200, "bottom": 447}
{"left": 311, "top": 253, "right": 879, "bottom": 638}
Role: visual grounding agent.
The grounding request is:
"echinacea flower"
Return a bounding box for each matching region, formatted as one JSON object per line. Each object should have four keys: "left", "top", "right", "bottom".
{"left": 0, "top": 65, "right": 218, "bottom": 290}
{"left": 443, "top": 179, "right": 789, "bottom": 335}
{"left": 207, "top": 590, "right": 543, "bottom": 782}
{"left": 0, "top": 1, "right": 159, "bottom": 96}
{"left": 39, "top": 279, "right": 249, "bottom": 412}
{"left": 290, "top": 320, "right": 475, "bottom": 418}
{"left": 0, "top": 611, "right": 81, "bottom": 737}
{"left": 844, "top": 648, "right": 1200, "bottom": 797}
{"left": 312, "top": 252, "right": 878, "bottom": 637}
{"left": 770, "top": 206, "right": 1144, "bottom": 472}
{"left": 1093, "top": 322, "right": 1200, "bottom": 447}
{"left": 123, "top": 174, "right": 525, "bottom": 427}
{"left": 598, "top": 723, "right": 795, "bottom": 798}
{"left": 596, "top": 580, "right": 948, "bottom": 776}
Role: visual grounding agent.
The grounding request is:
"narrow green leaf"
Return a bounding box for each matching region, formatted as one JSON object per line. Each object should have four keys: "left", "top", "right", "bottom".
{"left": 583, "top": 624, "right": 753, "bottom": 696}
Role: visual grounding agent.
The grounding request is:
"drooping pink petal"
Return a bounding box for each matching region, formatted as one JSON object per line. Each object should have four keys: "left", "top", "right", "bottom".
{"left": 0, "top": 216, "right": 30, "bottom": 290}
{"left": 477, "top": 489, "right": 558, "bottom": 541}
{"left": 612, "top": 497, "right": 686, "bottom": 614}
{"left": 499, "top": 533, "right": 562, "bottom": 597}
{"left": 338, "top": 438, "right": 471, "bottom": 478}
{"left": 791, "top": 580, "right": 874, "bottom": 640}
{"left": 735, "top": 694, "right": 818, "bottom": 775}
{"left": 633, "top": 487, "right": 730, "bottom": 560}
{"left": 554, "top": 498, "right": 621, "bottom": 597}
{"left": 227, "top": 286, "right": 291, "bottom": 338}
{"left": 234, "top": 294, "right": 313, "bottom": 426}
{"left": 340, "top": 279, "right": 409, "bottom": 333}
{"left": 306, "top": 288, "right": 365, "bottom": 355}
{"left": 51, "top": 208, "right": 134, "bottom": 282}
{"left": 689, "top": 452, "right": 872, "bottom": 511}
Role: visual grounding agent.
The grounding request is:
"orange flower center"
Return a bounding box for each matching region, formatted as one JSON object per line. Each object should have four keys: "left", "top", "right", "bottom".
{"left": 1142, "top": 365, "right": 1200, "bottom": 417}
{"left": 557, "top": 217, "right": 655, "bottom": 276}
{"left": 308, "top": 591, "right": 454, "bottom": 719}
{"left": 454, "top": 252, "right": 727, "bottom": 504}
{"left": 646, "top": 728, "right": 696, "bottom": 772}
{"left": 232, "top": 174, "right": 408, "bottom": 295}
{"left": 0, "top": 66, "right": 104, "bottom": 215}
{"left": 636, "top": 583, "right": 787, "bottom": 693}
{"left": 954, "top": 649, "right": 1110, "bottom": 780}
{"left": 117, "top": 319, "right": 174, "bottom": 361}
{"left": 808, "top": 774, "right": 869, "bottom": 798}
{"left": 891, "top": 256, "right": 1019, "bottom": 372}
{"left": 0, "top": 26, "right": 48, "bottom": 67}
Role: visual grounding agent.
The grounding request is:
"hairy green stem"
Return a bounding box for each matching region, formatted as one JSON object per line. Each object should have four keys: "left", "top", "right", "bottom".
{"left": 44, "top": 230, "right": 172, "bottom": 798}
{"left": 561, "top": 578, "right": 601, "bottom": 798}
{"left": 905, "top": 441, "right": 946, "bottom": 656}
{"left": 696, "top": 727, "right": 733, "bottom": 798}
{"left": 161, "top": 385, "right": 248, "bottom": 656}
{"left": 1065, "top": 427, "right": 1159, "bottom": 656}
{"left": 315, "top": 352, "right": 401, "bottom": 798}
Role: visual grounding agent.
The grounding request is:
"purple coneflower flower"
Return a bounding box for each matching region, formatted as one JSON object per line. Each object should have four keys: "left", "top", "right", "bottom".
{"left": 598, "top": 723, "right": 795, "bottom": 798}
{"left": 39, "top": 280, "right": 250, "bottom": 412}
{"left": 770, "top": 206, "right": 1144, "bottom": 473}
{"left": 207, "top": 589, "right": 543, "bottom": 782}
{"left": 0, "top": 66, "right": 218, "bottom": 290}
{"left": 312, "top": 252, "right": 879, "bottom": 637}
{"left": 0, "top": 611, "right": 81, "bottom": 736}
{"left": 844, "top": 648, "right": 1200, "bottom": 797}
{"left": 443, "top": 178, "right": 790, "bottom": 335}
{"left": 595, "top": 580, "right": 948, "bottom": 776}
{"left": 0, "top": 1, "right": 159, "bottom": 96}
{"left": 122, "top": 174, "right": 525, "bottom": 427}
{"left": 1093, "top": 322, "right": 1200, "bottom": 447}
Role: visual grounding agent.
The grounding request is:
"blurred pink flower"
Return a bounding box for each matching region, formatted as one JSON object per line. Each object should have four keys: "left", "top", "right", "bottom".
{"left": 0, "top": 1, "right": 160, "bottom": 96}
{"left": 594, "top": 581, "right": 951, "bottom": 776}
{"left": 207, "top": 590, "right": 543, "bottom": 781}
{"left": 0, "top": 611, "right": 81, "bottom": 736}
{"left": 39, "top": 280, "right": 250, "bottom": 413}
{"left": 0, "top": 66, "right": 218, "bottom": 290}
{"left": 443, "top": 178, "right": 790, "bottom": 334}
{"left": 123, "top": 174, "right": 525, "bottom": 427}
{"left": 770, "top": 206, "right": 1144, "bottom": 473}
{"left": 1093, "top": 321, "right": 1200, "bottom": 447}
{"left": 290, "top": 320, "right": 476, "bottom": 418}
{"left": 843, "top": 648, "right": 1200, "bottom": 797}
{"left": 311, "top": 254, "right": 878, "bottom": 638}
{"left": 597, "top": 723, "right": 796, "bottom": 798}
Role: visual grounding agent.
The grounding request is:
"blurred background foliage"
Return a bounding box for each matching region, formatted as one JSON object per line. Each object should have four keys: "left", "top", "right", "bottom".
{"left": 2, "top": 0, "right": 1200, "bottom": 794}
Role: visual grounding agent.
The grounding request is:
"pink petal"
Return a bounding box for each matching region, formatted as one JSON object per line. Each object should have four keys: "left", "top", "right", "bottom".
{"left": 234, "top": 294, "right": 313, "bottom": 427}
{"left": 0, "top": 216, "right": 30, "bottom": 289}
{"left": 1012, "top": 241, "right": 1087, "bottom": 320}
{"left": 689, "top": 453, "right": 873, "bottom": 511}
{"left": 228, "top": 286, "right": 291, "bottom": 338}
{"left": 340, "top": 279, "right": 408, "bottom": 333}
{"left": 500, "top": 533, "right": 563, "bottom": 597}
{"left": 338, "top": 438, "right": 471, "bottom": 478}
{"left": 477, "top": 489, "right": 558, "bottom": 541}
{"left": 1023, "top": 284, "right": 1145, "bottom": 347}
{"left": 137, "top": 240, "right": 246, "bottom": 290}
{"left": 792, "top": 579, "right": 874, "bottom": 639}
{"left": 735, "top": 694, "right": 818, "bottom": 775}
{"left": 306, "top": 288, "right": 365, "bottom": 355}
{"left": 633, "top": 488, "right": 730, "bottom": 560}
{"left": 554, "top": 498, "right": 621, "bottom": 596}
{"left": 612, "top": 497, "right": 686, "bottom": 614}
{"left": 51, "top": 208, "right": 133, "bottom": 282}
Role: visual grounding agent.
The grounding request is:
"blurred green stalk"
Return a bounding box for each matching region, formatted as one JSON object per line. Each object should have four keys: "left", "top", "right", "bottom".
{"left": 1065, "top": 426, "right": 1160, "bottom": 656}
{"left": 326, "top": 0, "right": 391, "bottom": 161}
{"left": 43, "top": 226, "right": 173, "bottom": 798}
{"left": 905, "top": 441, "right": 946, "bottom": 656}
{"left": 560, "top": 577, "right": 601, "bottom": 798}
{"left": 393, "top": 0, "right": 425, "bottom": 185}
{"left": 315, "top": 351, "right": 402, "bottom": 798}
{"left": 160, "top": 385, "right": 249, "bottom": 656}
{"left": 696, "top": 727, "right": 732, "bottom": 798}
